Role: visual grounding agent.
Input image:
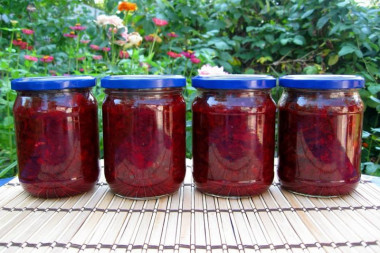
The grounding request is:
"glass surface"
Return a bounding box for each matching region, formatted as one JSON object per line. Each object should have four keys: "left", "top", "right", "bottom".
{"left": 102, "top": 88, "right": 186, "bottom": 198}
{"left": 278, "top": 88, "right": 364, "bottom": 196}
{"left": 192, "top": 89, "right": 276, "bottom": 196}
{"left": 13, "top": 88, "right": 99, "bottom": 198}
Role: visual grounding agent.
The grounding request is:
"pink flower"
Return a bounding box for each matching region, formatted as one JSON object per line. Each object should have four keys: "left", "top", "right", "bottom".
{"left": 167, "top": 51, "right": 182, "bottom": 58}
{"left": 114, "top": 40, "right": 127, "bottom": 46}
{"left": 24, "top": 55, "right": 38, "bottom": 62}
{"left": 152, "top": 17, "right": 168, "bottom": 27}
{"left": 63, "top": 32, "right": 77, "bottom": 38}
{"left": 167, "top": 32, "right": 178, "bottom": 38}
{"left": 27, "top": 45, "right": 33, "bottom": 51}
{"left": 102, "top": 47, "right": 111, "bottom": 52}
{"left": 19, "top": 42, "right": 28, "bottom": 50}
{"left": 40, "top": 55, "right": 54, "bottom": 63}
{"left": 90, "top": 44, "right": 100, "bottom": 50}
{"left": 77, "top": 56, "right": 86, "bottom": 61}
{"left": 198, "top": 64, "right": 229, "bottom": 76}
{"left": 190, "top": 57, "right": 201, "bottom": 64}
{"left": 70, "top": 23, "right": 86, "bottom": 31}
{"left": 109, "top": 27, "right": 118, "bottom": 34}
{"left": 119, "top": 50, "right": 130, "bottom": 59}
{"left": 12, "top": 39, "right": 23, "bottom": 46}
{"left": 144, "top": 35, "right": 154, "bottom": 42}
{"left": 22, "top": 29, "right": 34, "bottom": 35}
{"left": 92, "top": 55, "right": 103, "bottom": 60}
{"left": 80, "top": 40, "right": 90, "bottom": 44}
{"left": 79, "top": 68, "right": 84, "bottom": 72}
{"left": 181, "top": 50, "right": 194, "bottom": 59}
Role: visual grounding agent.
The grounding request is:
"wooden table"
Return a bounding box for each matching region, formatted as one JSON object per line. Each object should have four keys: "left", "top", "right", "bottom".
{"left": 0, "top": 159, "right": 379, "bottom": 252}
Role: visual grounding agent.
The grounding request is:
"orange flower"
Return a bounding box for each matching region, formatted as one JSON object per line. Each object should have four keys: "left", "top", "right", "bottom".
{"left": 118, "top": 2, "right": 137, "bottom": 12}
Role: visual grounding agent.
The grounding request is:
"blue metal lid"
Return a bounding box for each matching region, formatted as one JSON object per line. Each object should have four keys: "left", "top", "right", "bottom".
{"left": 11, "top": 76, "right": 96, "bottom": 91}
{"left": 279, "top": 75, "right": 365, "bottom": 89}
{"left": 191, "top": 75, "right": 276, "bottom": 89}
{"left": 101, "top": 75, "right": 186, "bottom": 89}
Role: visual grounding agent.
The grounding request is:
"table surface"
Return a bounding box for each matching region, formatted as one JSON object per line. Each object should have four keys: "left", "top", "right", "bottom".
{"left": 0, "top": 159, "right": 379, "bottom": 252}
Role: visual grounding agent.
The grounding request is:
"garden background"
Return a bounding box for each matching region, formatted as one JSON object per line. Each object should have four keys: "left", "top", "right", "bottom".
{"left": 0, "top": 0, "right": 379, "bottom": 179}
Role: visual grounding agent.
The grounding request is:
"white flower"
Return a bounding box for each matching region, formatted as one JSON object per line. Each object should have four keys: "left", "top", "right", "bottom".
{"left": 128, "top": 32, "right": 142, "bottom": 47}
{"left": 95, "top": 14, "right": 124, "bottom": 28}
{"left": 198, "top": 64, "right": 229, "bottom": 76}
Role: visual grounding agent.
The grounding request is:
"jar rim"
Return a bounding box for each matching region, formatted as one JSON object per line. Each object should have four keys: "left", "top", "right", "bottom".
{"left": 192, "top": 74, "right": 276, "bottom": 89}
{"left": 279, "top": 75, "right": 364, "bottom": 89}
{"left": 11, "top": 76, "right": 96, "bottom": 91}
{"left": 101, "top": 75, "right": 186, "bottom": 89}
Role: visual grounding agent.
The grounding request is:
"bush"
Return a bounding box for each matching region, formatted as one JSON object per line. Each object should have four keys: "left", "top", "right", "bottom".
{"left": 0, "top": 0, "right": 379, "bottom": 178}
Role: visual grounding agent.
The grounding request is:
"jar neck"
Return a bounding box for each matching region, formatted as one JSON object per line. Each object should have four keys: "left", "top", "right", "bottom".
{"left": 17, "top": 88, "right": 91, "bottom": 96}
{"left": 284, "top": 88, "right": 360, "bottom": 96}
{"left": 197, "top": 88, "right": 272, "bottom": 97}
{"left": 104, "top": 87, "right": 183, "bottom": 96}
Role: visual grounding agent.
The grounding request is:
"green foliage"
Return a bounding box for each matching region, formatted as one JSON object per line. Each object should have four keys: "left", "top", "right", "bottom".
{"left": 0, "top": 0, "right": 379, "bottom": 178}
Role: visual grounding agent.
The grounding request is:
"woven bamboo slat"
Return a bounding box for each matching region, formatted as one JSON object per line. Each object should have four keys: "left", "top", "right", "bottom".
{"left": 0, "top": 159, "right": 379, "bottom": 253}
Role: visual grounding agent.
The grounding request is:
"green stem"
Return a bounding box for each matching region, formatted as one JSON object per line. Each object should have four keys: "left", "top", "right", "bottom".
{"left": 148, "top": 28, "right": 158, "bottom": 60}
{"left": 111, "top": 31, "right": 115, "bottom": 66}
{"left": 367, "top": 113, "right": 379, "bottom": 162}
{"left": 6, "top": 90, "right": 13, "bottom": 161}
{"left": 76, "top": 35, "right": 80, "bottom": 71}
{"left": 184, "top": 58, "right": 189, "bottom": 76}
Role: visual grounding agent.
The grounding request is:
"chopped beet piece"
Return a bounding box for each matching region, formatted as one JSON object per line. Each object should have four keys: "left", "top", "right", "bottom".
{"left": 192, "top": 90, "right": 276, "bottom": 196}
{"left": 102, "top": 88, "right": 186, "bottom": 198}
{"left": 13, "top": 89, "right": 100, "bottom": 198}
{"left": 278, "top": 89, "right": 364, "bottom": 196}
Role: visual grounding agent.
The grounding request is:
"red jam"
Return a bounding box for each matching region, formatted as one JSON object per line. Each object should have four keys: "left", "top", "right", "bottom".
{"left": 102, "top": 88, "right": 186, "bottom": 198}
{"left": 13, "top": 88, "right": 99, "bottom": 198}
{"left": 278, "top": 86, "right": 364, "bottom": 196}
{"left": 192, "top": 87, "right": 276, "bottom": 197}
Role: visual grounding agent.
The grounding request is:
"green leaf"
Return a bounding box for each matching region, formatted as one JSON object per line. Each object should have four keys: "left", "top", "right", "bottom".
{"left": 363, "top": 162, "right": 380, "bottom": 176}
{"left": 0, "top": 161, "right": 17, "bottom": 178}
{"left": 301, "top": 9, "right": 314, "bottom": 19}
{"left": 293, "top": 35, "right": 305, "bottom": 46}
{"left": 362, "top": 131, "right": 371, "bottom": 138}
{"left": 368, "top": 85, "right": 380, "bottom": 95}
{"left": 338, "top": 44, "right": 357, "bottom": 56}
{"left": 317, "top": 16, "right": 329, "bottom": 29}
{"left": 328, "top": 54, "right": 339, "bottom": 66}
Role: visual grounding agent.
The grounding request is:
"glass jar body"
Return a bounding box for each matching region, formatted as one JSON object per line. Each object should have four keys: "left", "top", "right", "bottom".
{"left": 192, "top": 89, "right": 276, "bottom": 197}
{"left": 102, "top": 88, "right": 186, "bottom": 198}
{"left": 278, "top": 88, "right": 364, "bottom": 196}
{"left": 13, "top": 88, "right": 99, "bottom": 198}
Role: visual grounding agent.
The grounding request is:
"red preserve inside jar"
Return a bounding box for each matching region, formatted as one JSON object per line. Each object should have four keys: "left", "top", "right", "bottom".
{"left": 102, "top": 75, "right": 186, "bottom": 198}
{"left": 12, "top": 77, "right": 99, "bottom": 198}
{"left": 192, "top": 75, "right": 276, "bottom": 197}
{"left": 278, "top": 75, "right": 364, "bottom": 196}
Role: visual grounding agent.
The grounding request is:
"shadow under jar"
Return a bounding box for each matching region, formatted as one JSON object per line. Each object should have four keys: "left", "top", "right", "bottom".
{"left": 192, "top": 75, "right": 277, "bottom": 197}
{"left": 101, "top": 75, "right": 186, "bottom": 199}
{"left": 11, "top": 76, "right": 100, "bottom": 198}
{"left": 278, "top": 75, "right": 365, "bottom": 197}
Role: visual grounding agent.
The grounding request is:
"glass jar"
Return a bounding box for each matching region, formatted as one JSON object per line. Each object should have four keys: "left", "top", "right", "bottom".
{"left": 11, "top": 76, "right": 100, "bottom": 198}
{"left": 191, "top": 75, "right": 276, "bottom": 197}
{"left": 278, "top": 75, "right": 365, "bottom": 196}
{"left": 101, "top": 75, "right": 186, "bottom": 199}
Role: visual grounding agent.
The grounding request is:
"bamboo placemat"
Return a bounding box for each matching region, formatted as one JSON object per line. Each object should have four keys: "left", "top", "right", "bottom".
{"left": 0, "top": 159, "right": 380, "bottom": 253}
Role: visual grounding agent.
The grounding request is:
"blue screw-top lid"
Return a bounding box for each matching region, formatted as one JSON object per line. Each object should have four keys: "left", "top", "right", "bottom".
{"left": 11, "top": 76, "right": 96, "bottom": 91}
{"left": 191, "top": 75, "right": 276, "bottom": 89}
{"left": 279, "top": 75, "right": 365, "bottom": 89}
{"left": 101, "top": 75, "right": 186, "bottom": 89}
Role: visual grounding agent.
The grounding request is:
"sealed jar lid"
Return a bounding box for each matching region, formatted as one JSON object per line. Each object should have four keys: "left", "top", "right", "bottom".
{"left": 279, "top": 75, "right": 364, "bottom": 89}
{"left": 101, "top": 75, "right": 186, "bottom": 89}
{"left": 11, "top": 76, "right": 96, "bottom": 91}
{"left": 191, "top": 75, "right": 276, "bottom": 89}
